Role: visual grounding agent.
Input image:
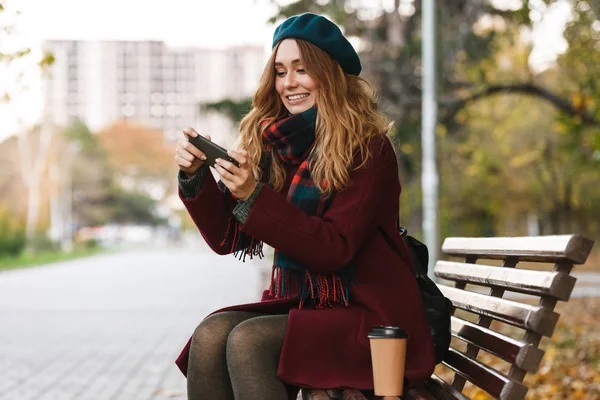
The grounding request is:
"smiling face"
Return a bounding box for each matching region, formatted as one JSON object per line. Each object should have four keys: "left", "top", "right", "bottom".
{"left": 274, "top": 39, "right": 319, "bottom": 115}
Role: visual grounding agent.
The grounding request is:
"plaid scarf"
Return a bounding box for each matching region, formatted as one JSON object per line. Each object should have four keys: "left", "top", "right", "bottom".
{"left": 222, "top": 107, "right": 353, "bottom": 308}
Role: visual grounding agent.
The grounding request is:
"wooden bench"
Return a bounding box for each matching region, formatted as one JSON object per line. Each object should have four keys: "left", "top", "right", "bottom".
{"left": 406, "top": 234, "right": 595, "bottom": 400}
{"left": 301, "top": 234, "right": 595, "bottom": 400}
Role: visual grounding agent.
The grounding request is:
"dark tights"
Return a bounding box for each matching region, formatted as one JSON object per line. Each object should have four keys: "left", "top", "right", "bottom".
{"left": 186, "top": 311, "right": 289, "bottom": 400}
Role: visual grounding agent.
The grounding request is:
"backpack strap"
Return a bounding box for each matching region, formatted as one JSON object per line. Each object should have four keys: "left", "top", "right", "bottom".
{"left": 380, "top": 218, "right": 429, "bottom": 277}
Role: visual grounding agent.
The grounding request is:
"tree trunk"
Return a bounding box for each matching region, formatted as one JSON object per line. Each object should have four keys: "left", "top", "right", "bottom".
{"left": 387, "top": 0, "right": 405, "bottom": 50}
{"left": 18, "top": 119, "right": 54, "bottom": 245}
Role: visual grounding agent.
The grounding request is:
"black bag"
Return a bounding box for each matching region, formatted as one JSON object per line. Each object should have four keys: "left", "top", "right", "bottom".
{"left": 381, "top": 222, "right": 452, "bottom": 365}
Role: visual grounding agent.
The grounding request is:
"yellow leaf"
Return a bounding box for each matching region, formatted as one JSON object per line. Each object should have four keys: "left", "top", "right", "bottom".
{"left": 436, "top": 124, "right": 447, "bottom": 138}
{"left": 472, "top": 390, "right": 490, "bottom": 400}
{"left": 572, "top": 389, "right": 586, "bottom": 399}
{"left": 400, "top": 143, "right": 414, "bottom": 155}
{"left": 508, "top": 150, "right": 540, "bottom": 169}
{"left": 456, "top": 110, "right": 468, "bottom": 124}
{"left": 547, "top": 383, "right": 559, "bottom": 393}
{"left": 572, "top": 93, "right": 582, "bottom": 109}
{"left": 557, "top": 123, "right": 568, "bottom": 135}
{"left": 466, "top": 165, "right": 478, "bottom": 177}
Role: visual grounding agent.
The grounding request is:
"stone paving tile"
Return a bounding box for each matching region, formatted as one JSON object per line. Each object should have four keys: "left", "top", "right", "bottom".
{"left": 120, "top": 320, "right": 189, "bottom": 400}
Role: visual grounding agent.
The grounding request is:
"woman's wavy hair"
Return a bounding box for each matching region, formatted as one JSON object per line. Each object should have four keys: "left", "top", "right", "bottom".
{"left": 238, "top": 38, "right": 391, "bottom": 195}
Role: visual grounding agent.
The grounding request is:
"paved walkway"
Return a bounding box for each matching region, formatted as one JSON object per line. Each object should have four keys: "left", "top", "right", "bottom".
{"left": 0, "top": 247, "right": 269, "bottom": 400}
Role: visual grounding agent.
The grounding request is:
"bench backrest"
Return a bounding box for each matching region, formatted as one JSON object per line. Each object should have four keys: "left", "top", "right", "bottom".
{"left": 417, "top": 234, "right": 595, "bottom": 400}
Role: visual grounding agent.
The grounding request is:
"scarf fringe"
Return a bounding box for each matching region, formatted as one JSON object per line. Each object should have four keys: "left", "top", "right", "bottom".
{"left": 220, "top": 212, "right": 353, "bottom": 309}
{"left": 269, "top": 266, "right": 351, "bottom": 309}
{"left": 268, "top": 265, "right": 292, "bottom": 299}
{"left": 220, "top": 215, "right": 264, "bottom": 262}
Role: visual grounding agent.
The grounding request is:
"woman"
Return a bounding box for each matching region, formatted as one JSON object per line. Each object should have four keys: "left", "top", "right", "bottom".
{"left": 174, "top": 12, "right": 434, "bottom": 400}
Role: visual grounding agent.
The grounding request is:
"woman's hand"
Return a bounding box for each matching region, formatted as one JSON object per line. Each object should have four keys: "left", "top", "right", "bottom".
{"left": 214, "top": 149, "right": 257, "bottom": 201}
{"left": 175, "top": 127, "right": 210, "bottom": 177}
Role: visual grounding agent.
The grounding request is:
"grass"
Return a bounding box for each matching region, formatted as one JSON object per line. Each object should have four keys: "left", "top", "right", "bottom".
{"left": 0, "top": 247, "right": 107, "bottom": 272}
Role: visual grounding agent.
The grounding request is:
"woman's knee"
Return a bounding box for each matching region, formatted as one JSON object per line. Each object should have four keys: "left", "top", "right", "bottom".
{"left": 191, "top": 312, "right": 240, "bottom": 350}
{"left": 227, "top": 319, "right": 260, "bottom": 355}
{"left": 226, "top": 317, "right": 284, "bottom": 362}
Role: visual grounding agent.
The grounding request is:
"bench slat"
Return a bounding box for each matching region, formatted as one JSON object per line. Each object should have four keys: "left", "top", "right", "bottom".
{"left": 444, "top": 348, "right": 528, "bottom": 399}
{"left": 451, "top": 316, "right": 545, "bottom": 373}
{"left": 439, "top": 285, "right": 559, "bottom": 337}
{"left": 441, "top": 235, "right": 594, "bottom": 264}
{"left": 405, "top": 386, "right": 438, "bottom": 400}
{"left": 435, "top": 261, "right": 577, "bottom": 300}
{"left": 407, "top": 375, "right": 469, "bottom": 400}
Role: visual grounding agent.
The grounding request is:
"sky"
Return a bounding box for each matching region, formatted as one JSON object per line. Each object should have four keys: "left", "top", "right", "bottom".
{"left": 0, "top": 0, "right": 573, "bottom": 141}
{"left": 9, "top": 0, "right": 279, "bottom": 48}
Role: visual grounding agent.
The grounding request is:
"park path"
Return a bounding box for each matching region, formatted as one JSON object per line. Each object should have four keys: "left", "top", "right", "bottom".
{"left": 0, "top": 247, "right": 267, "bottom": 400}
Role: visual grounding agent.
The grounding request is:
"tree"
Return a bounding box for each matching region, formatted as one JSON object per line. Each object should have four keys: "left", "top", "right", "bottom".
{"left": 97, "top": 120, "right": 179, "bottom": 217}
{"left": 60, "top": 120, "right": 166, "bottom": 227}
{"left": 1, "top": 1, "right": 55, "bottom": 245}
{"left": 201, "top": 98, "right": 253, "bottom": 125}
{"left": 437, "top": 0, "right": 600, "bottom": 238}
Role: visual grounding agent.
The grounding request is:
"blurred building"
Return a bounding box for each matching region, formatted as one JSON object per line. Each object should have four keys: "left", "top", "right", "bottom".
{"left": 42, "top": 40, "right": 266, "bottom": 146}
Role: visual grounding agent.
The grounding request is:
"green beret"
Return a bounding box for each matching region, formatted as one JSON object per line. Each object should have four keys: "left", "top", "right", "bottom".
{"left": 272, "top": 13, "right": 361, "bottom": 76}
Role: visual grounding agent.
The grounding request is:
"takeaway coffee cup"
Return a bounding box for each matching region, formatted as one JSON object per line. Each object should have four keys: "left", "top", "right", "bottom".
{"left": 368, "top": 326, "right": 409, "bottom": 397}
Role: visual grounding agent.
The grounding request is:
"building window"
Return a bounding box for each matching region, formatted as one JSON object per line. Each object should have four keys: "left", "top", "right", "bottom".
{"left": 166, "top": 129, "right": 178, "bottom": 142}
{"left": 164, "top": 68, "right": 174, "bottom": 79}
{"left": 151, "top": 78, "right": 163, "bottom": 92}
{"left": 163, "top": 54, "right": 175, "bottom": 67}
{"left": 151, "top": 67, "right": 162, "bottom": 80}
{"left": 123, "top": 92, "right": 136, "bottom": 103}
{"left": 151, "top": 92, "right": 164, "bottom": 104}
{"left": 166, "top": 105, "right": 179, "bottom": 117}
{"left": 125, "top": 55, "right": 137, "bottom": 68}
{"left": 158, "top": 82, "right": 170, "bottom": 93}
{"left": 125, "top": 80, "right": 137, "bottom": 92}
{"left": 125, "top": 41, "right": 137, "bottom": 53}
{"left": 177, "top": 80, "right": 190, "bottom": 92}
{"left": 122, "top": 104, "right": 135, "bottom": 117}
{"left": 126, "top": 68, "right": 137, "bottom": 80}
{"left": 151, "top": 104, "right": 164, "bottom": 117}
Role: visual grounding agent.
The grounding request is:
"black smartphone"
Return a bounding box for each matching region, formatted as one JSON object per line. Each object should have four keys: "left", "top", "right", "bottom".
{"left": 187, "top": 135, "right": 240, "bottom": 168}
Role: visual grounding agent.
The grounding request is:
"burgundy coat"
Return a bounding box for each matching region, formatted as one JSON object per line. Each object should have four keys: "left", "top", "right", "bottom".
{"left": 175, "top": 136, "right": 435, "bottom": 393}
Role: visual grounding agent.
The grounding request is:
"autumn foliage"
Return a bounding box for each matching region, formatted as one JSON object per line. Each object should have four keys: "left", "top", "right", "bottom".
{"left": 97, "top": 120, "right": 176, "bottom": 180}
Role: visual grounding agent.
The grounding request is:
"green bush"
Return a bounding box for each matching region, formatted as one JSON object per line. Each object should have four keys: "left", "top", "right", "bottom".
{"left": 80, "top": 238, "right": 99, "bottom": 250}
{"left": 0, "top": 206, "right": 26, "bottom": 258}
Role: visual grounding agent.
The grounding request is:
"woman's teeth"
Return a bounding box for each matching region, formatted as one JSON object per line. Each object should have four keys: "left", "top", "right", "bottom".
{"left": 288, "top": 94, "right": 310, "bottom": 101}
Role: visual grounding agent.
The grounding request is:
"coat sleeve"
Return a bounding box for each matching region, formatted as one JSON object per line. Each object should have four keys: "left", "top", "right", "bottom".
{"left": 239, "top": 136, "right": 399, "bottom": 275}
{"left": 179, "top": 170, "right": 237, "bottom": 255}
